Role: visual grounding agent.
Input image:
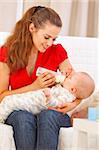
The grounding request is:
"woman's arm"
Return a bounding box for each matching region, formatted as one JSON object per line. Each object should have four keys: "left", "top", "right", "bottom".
{"left": 0, "top": 62, "right": 10, "bottom": 93}
{"left": 0, "top": 62, "right": 56, "bottom": 102}
{"left": 48, "top": 99, "right": 81, "bottom": 114}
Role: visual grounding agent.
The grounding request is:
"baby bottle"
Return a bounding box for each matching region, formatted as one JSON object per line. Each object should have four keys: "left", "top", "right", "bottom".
{"left": 36, "top": 67, "right": 65, "bottom": 84}
{"left": 55, "top": 70, "right": 65, "bottom": 84}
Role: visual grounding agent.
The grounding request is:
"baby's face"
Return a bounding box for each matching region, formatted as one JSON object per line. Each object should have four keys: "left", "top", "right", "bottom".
{"left": 62, "top": 76, "right": 74, "bottom": 90}
{"left": 62, "top": 73, "right": 79, "bottom": 90}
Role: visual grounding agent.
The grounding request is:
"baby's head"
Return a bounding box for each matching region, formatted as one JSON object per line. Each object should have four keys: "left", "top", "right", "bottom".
{"left": 62, "top": 72, "right": 95, "bottom": 99}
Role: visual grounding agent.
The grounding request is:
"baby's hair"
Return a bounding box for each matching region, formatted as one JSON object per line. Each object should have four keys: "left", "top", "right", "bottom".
{"left": 75, "top": 72, "right": 95, "bottom": 99}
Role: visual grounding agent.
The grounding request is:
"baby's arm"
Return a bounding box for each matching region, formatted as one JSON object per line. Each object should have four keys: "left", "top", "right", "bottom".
{"left": 42, "top": 88, "right": 53, "bottom": 105}
{"left": 43, "top": 86, "right": 65, "bottom": 107}
{"left": 42, "top": 88, "right": 51, "bottom": 99}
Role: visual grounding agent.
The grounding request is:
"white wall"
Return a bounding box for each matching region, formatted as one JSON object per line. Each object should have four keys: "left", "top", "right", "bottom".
{"left": 0, "top": 0, "right": 23, "bottom": 32}
{"left": 55, "top": 36, "right": 99, "bottom": 91}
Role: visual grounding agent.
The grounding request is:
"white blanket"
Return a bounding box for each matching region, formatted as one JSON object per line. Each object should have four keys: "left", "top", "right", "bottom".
{"left": 0, "top": 85, "right": 75, "bottom": 123}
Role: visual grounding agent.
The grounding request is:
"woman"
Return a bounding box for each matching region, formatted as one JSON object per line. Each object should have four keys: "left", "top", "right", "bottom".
{"left": 0, "top": 6, "right": 77, "bottom": 150}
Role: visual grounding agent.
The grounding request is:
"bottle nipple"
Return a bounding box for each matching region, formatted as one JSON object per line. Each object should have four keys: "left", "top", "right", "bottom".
{"left": 55, "top": 74, "right": 65, "bottom": 84}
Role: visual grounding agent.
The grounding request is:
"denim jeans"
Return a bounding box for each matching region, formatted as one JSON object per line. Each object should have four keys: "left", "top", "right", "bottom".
{"left": 5, "top": 110, "right": 71, "bottom": 150}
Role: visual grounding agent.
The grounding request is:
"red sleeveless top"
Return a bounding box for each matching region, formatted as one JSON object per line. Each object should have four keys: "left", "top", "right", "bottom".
{"left": 0, "top": 44, "right": 68, "bottom": 90}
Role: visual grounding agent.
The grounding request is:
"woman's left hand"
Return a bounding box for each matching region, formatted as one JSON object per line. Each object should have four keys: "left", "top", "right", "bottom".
{"left": 48, "top": 102, "right": 75, "bottom": 114}
{"left": 48, "top": 99, "right": 81, "bottom": 114}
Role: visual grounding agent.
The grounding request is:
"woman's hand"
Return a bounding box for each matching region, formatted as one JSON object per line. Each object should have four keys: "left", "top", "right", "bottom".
{"left": 33, "top": 72, "right": 56, "bottom": 90}
{"left": 48, "top": 102, "right": 75, "bottom": 114}
{"left": 48, "top": 99, "right": 81, "bottom": 114}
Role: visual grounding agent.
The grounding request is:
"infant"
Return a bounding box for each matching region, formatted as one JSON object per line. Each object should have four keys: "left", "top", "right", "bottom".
{"left": 0, "top": 71, "right": 95, "bottom": 123}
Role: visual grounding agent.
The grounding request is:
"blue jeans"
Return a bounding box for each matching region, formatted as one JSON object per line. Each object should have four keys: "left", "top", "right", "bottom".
{"left": 5, "top": 110, "right": 71, "bottom": 150}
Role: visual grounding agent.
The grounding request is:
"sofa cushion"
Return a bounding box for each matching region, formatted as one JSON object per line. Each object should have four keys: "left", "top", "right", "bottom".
{"left": 0, "top": 123, "right": 16, "bottom": 150}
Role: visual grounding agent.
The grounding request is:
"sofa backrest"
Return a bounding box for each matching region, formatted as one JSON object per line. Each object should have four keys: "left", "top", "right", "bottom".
{"left": 55, "top": 36, "right": 99, "bottom": 91}
{"left": 0, "top": 32, "right": 10, "bottom": 46}
{"left": 0, "top": 32, "right": 99, "bottom": 90}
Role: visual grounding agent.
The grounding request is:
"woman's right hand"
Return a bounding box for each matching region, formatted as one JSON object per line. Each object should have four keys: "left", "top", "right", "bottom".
{"left": 32, "top": 72, "right": 56, "bottom": 90}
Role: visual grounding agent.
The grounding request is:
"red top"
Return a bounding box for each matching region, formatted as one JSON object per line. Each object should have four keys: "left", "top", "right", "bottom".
{"left": 0, "top": 44, "right": 68, "bottom": 90}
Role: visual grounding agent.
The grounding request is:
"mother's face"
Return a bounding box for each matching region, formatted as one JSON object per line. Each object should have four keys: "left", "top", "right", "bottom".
{"left": 29, "top": 21, "right": 61, "bottom": 52}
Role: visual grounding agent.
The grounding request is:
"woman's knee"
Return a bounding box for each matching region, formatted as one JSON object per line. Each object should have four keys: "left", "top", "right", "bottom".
{"left": 38, "top": 109, "right": 57, "bottom": 119}
{"left": 37, "top": 110, "right": 61, "bottom": 126}
{"left": 5, "top": 111, "right": 37, "bottom": 150}
{"left": 5, "top": 110, "right": 37, "bottom": 128}
{"left": 37, "top": 110, "right": 71, "bottom": 128}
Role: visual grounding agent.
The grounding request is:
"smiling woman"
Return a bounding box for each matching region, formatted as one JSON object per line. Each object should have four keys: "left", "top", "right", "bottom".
{"left": 29, "top": 21, "right": 60, "bottom": 53}
{"left": 0, "top": 6, "right": 75, "bottom": 150}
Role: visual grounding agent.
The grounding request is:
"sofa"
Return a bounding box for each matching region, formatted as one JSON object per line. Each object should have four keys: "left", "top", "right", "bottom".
{"left": 0, "top": 32, "right": 99, "bottom": 150}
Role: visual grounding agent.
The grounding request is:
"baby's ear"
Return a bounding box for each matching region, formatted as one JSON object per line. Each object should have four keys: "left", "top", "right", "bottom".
{"left": 70, "top": 87, "right": 77, "bottom": 94}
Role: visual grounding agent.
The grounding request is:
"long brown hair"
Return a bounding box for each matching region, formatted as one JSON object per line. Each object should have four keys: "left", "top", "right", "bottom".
{"left": 5, "top": 6, "right": 62, "bottom": 72}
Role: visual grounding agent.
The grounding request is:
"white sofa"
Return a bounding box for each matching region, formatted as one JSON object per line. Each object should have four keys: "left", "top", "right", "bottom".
{"left": 0, "top": 32, "right": 99, "bottom": 150}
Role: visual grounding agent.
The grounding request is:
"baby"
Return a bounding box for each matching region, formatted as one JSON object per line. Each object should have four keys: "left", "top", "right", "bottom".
{"left": 0, "top": 71, "right": 95, "bottom": 123}
{"left": 44, "top": 71, "right": 95, "bottom": 106}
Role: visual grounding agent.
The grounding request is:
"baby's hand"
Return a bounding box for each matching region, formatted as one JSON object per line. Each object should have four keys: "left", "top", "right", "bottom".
{"left": 66, "top": 67, "right": 73, "bottom": 77}
{"left": 42, "top": 88, "right": 50, "bottom": 97}
{"left": 42, "top": 88, "right": 53, "bottom": 106}
{"left": 62, "top": 67, "right": 75, "bottom": 78}
{"left": 42, "top": 88, "right": 51, "bottom": 104}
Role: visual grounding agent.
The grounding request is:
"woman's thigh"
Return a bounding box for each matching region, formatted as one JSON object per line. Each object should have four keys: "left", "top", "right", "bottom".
{"left": 5, "top": 110, "right": 37, "bottom": 150}
{"left": 37, "top": 110, "right": 71, "bottom": 150}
